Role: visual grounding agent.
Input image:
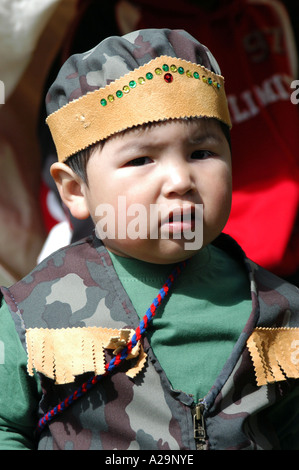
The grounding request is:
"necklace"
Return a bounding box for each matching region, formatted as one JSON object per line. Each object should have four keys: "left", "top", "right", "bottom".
{"left": 37, "top": 260, "right": 187, "bottom": 432}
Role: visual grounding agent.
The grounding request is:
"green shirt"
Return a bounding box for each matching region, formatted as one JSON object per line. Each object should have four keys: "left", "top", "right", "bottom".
{"left": 0, "top": 302, "right": 41, "bottom": 449}
{"left": 109, "top": 244, "right": 252, "bottom": 400}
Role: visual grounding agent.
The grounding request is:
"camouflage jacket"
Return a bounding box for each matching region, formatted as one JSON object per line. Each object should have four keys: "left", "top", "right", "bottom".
{"left": 1, "top": 234, "right": 299, "bottom": 450}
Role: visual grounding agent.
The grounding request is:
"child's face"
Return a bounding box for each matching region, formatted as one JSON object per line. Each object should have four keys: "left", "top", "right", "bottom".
{"left": 82, "top": 118, "right": 232, "bottom": 264}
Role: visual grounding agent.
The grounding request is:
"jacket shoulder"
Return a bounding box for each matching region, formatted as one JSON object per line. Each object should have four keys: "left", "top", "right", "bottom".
{"left": 0, "top": 236, "right": 113, "bottom": 324}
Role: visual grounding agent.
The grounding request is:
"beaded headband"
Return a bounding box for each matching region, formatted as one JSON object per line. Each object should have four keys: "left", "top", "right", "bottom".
{"left": 46, "top": 55, "right": 232, "bottom": 162}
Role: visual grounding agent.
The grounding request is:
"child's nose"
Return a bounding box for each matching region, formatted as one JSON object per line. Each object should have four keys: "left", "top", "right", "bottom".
{"left": 162, "top": 161, "right": 195, "bottom": 197}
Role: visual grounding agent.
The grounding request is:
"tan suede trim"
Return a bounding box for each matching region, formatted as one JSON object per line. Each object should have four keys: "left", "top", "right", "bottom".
{"left": 247, "top": 327, "right": 299, "bottom": 386}
{"left": 26, "top": 327, "right": 146, "bottom": 384}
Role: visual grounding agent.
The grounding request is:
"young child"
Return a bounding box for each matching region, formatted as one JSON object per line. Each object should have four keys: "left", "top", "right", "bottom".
{"left": 0, "top": 29, "right": 298, "bottom": 451}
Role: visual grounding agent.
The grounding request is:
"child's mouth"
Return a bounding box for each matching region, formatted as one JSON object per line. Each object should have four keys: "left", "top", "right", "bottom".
{"left": 160, "top": 206, "right": 196, "bottom": 236}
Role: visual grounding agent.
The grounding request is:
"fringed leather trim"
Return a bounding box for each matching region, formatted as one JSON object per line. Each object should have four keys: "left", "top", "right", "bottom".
{"left": 247, "top": 327, "right": 299, "bottom": 386}
{"left": 26, "top": 327, "right": 147, "bottom": 384}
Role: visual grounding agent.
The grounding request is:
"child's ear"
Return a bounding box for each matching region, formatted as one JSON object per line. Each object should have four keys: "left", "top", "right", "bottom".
{"left": 50, "top": 162, "right": 90, "bottom": 220}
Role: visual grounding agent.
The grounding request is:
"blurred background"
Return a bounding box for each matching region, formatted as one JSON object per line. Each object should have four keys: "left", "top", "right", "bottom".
{"left": 0, "top": 0, "right": 298, "bottom": 286}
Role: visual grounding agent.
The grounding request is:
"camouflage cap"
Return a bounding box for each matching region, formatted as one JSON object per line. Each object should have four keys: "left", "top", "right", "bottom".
{"left": 46, "top": 28, "right": 231, "bottom": 162}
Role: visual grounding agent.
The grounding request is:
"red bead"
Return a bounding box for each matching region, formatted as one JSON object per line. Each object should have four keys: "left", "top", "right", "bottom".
{"left": 164, "top": 73, "right": 173, "bottom": 83}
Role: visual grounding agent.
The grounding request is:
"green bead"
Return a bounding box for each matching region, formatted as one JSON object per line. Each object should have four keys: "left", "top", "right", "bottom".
{"left": 178, "top": 67, "right": 184, "bottom": 74}
{"left": 208, "top": 77, "right": 213, "bottom": 85}
{"left": 162, "top": 64, "right": 169, "bottom": 72}
{"left": 193, "top": 72, "right": 199, "bottom": 79}
{"left": 100, "top": 98, "right": 107, "bottom": 106}
{"left": 116, "top": 90, "right": 123, "bottom": 98}
{"left": 129, "top": 80, "right": 137, "bottom": 88}
{"left": 146, "top": 72, "right": 153, "bottom": 80}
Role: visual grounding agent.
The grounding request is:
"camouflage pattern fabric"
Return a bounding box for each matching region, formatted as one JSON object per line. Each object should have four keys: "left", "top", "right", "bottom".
{"left": 1, "top": 233, "right": 299, "bottom": 450}
{"left": 45, "top": 28, "right": 221, "bottom": 116}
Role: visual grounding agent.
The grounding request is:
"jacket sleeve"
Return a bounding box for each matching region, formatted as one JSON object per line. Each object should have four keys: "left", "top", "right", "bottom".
{"left": 0, "top": 298, "right": 41, "bottom": 450}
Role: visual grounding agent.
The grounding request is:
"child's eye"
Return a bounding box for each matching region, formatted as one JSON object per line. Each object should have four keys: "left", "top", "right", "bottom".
{"left": 125, "top": 157, "right": 153, "bottom": 167}
{"left": 191, "top": 150, "right": 215, "bottom": 160}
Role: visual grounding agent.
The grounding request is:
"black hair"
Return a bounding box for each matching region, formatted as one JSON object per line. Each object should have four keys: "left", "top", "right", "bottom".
{"left": 65, "top": 144, "right": 99, "bottom": 184}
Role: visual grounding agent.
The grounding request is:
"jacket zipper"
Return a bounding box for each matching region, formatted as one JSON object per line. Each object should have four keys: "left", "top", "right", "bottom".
{"left": 192, "top": 401, "right": 207, "bottom": 450}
